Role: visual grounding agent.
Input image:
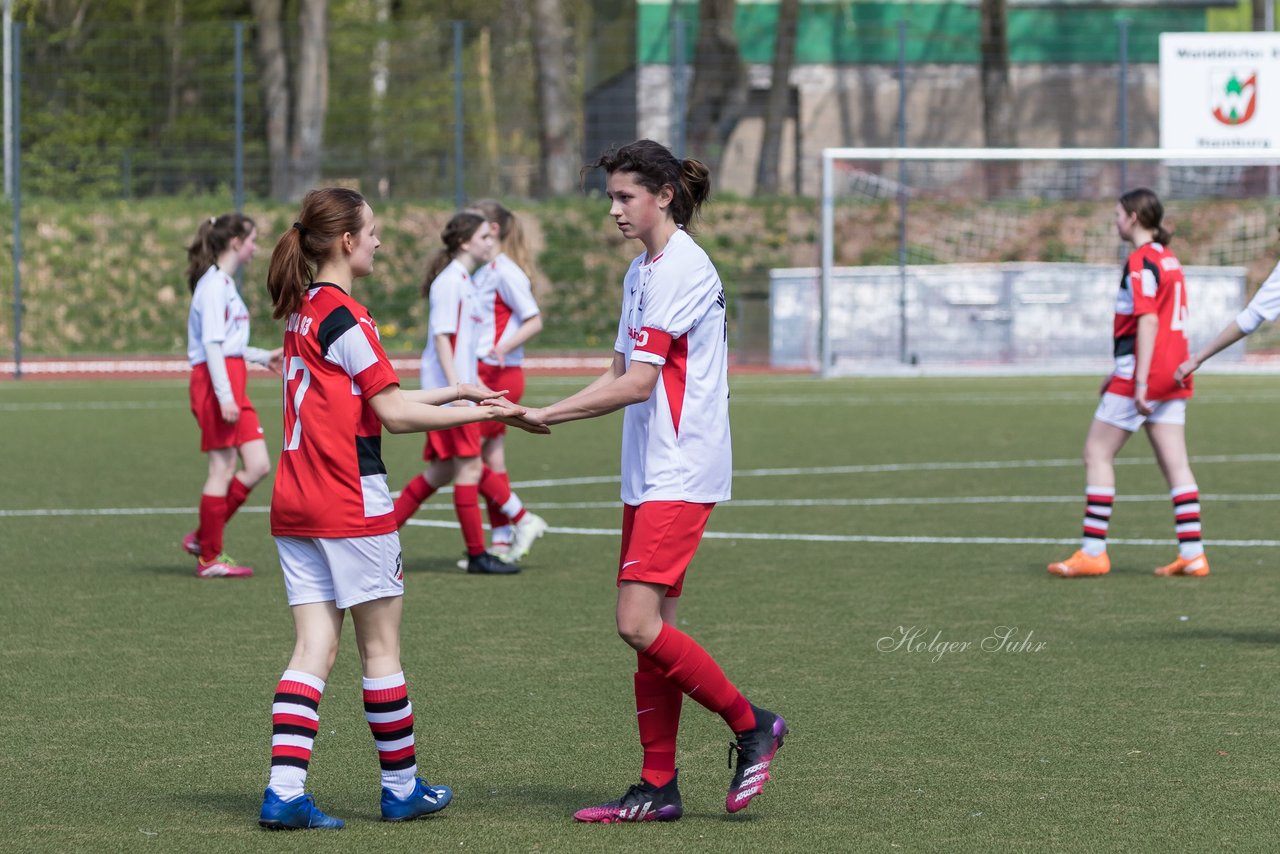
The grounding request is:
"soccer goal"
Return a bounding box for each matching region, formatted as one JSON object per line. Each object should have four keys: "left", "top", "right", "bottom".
{"left": 791, "top": 147, "right": 1280, "bottom": 377}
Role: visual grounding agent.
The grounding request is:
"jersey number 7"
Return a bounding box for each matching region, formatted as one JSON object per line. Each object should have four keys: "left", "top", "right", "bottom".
{"left": 283, "top": 356, "right": 311, "bottom": 452}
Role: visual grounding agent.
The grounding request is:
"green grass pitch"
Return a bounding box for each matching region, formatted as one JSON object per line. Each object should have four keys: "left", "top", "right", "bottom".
{"left": 3, "top": 373, "right": 1280, "bottom": 852}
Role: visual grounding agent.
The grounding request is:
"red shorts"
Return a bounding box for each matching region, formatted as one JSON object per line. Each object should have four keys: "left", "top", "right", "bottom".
{"left": 618, "top": 501, "right": 715, "bottom": 598}
{"left": 424, "top": 421, "right": 483, "bottom": 461}
{"left": 477, "top": 363, "right": 525, "bottom": 439}
{"left": 189, "top": 357, "right": 263, "bottom": 452}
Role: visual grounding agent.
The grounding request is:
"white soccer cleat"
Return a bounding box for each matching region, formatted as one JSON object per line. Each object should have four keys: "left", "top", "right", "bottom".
{"left": 506, "top": 512, "right": 548, "bottom": 563}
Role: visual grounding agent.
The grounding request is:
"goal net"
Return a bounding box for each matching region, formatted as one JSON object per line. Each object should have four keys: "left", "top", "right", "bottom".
{"left": 788, "top": 148, "right": 1280, "bottom": 376}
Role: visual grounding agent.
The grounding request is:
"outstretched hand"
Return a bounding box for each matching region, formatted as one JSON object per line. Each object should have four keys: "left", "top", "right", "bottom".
{"left": 482, "top": 398, "right": 550, "bottom": 434}
{"left": 1173, "top": 357, "right": 1198, "bottom": 386}
{"left": 267, "top": 347, "right": 285, "bottom": 374}
{"left": 458, "top": 381, "right": 509, "bottom": 404}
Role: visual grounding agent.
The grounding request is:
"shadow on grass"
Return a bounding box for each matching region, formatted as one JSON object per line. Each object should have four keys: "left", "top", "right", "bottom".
{"left": 175, "top": 788, "right": 264, "bottom": 820}
{"left": 403, "top": 555, "right": 479, "bottom": 575}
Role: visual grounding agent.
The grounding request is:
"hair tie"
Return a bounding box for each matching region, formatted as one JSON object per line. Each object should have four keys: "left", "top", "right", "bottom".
{"left": 292, "top": 222, "right": 307, "bottom": 236}
{"left": 209, "top": 216, "right": 216, "bottom": 225}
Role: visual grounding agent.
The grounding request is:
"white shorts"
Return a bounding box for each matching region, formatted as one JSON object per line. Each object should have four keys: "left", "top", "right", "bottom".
{"left": 1093, "top": 392, "right": 1187, "bottom": 433}
{"left": 274, "top": 533, "right": 404, "bottom": 609}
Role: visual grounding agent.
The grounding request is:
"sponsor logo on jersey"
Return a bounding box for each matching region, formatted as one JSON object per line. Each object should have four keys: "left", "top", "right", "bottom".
{"left": 627, "top": 327, "right": 649, "bottom": 347}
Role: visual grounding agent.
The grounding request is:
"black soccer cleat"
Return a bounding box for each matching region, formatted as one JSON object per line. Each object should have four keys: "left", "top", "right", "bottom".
{"left": 726, "top": 704, "right": 788, "bottom": 813}
{"left": 573, "top": 772, "right": 684, "bottom": 823}
{"left": 466, "top": 551, "right": 521, "bottom": 575}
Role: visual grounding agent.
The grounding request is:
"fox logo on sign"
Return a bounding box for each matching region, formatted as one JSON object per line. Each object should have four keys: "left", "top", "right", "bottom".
{"left": 1211, "top": 69, "right": 1258, "bottom": 126}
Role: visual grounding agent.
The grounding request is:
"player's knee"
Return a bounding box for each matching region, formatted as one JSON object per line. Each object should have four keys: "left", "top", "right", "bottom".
{"left": 242, "top": 457, "right": 271, "bottom": 485}
{"left": 616, "top": 617, "right": 658, "bottom": 651}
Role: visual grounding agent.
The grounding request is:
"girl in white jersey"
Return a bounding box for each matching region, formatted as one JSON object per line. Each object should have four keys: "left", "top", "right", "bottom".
{"left": 392, "top": 212, "right": 542, "bottom": 574}
{"left": 257, "top": 187, "right": 541, "bottom": 831}
{"left": 184, "top": 213, "right": 282, "bottom": 579}
{"left": 523, "top": 139, "right": 787, "bottom": 823}
{"left": 467, "top": 199, "right": 548, "bottom": 561}
{"left": 1175, "top": 238, "right": 1280, "bottom": 380}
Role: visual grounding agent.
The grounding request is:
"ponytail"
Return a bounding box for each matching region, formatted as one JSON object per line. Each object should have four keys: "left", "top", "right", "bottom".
{"left": 422, "top": 211, "right": 486, "bottom": 297}
{"left": 589, "top": 139, "right": 712, "bottom": 232}
{"left": 186, "top": 213, "right": 255, "bottom": 292}
{"left": 267, "top": 188, "right": 367, "bottom": 320}
{"left": 1118, "top": 187, "right": 1172, "bottom": 246}
{"left": 469, "top": 198, "right": 536, "bottom": 279}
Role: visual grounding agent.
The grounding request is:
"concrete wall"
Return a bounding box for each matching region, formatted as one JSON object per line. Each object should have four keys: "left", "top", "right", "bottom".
{"left": 636, "top": 62, "right": 1161, "bottom": 197}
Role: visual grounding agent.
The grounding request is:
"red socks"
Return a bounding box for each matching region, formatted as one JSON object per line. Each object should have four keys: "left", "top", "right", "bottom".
{"left": 453, "top": 484, "right": 486, "bottom": 556}
{"left": 642, "top": 624, "right": 756, "bottom": 733}
{"left": 225, "top": 476, "right": 251, "bottom": 519}
{"left": 197, "top": 494, "right": 227, "bottom": 562}
{"left": 393, "top": 474, "right": 436, "bottom": 528}
{"left": 635, "top": 655, "right": 682, "bottom": 788}
{"left": 479, "top": 466, "right": 513, "bottom": 529}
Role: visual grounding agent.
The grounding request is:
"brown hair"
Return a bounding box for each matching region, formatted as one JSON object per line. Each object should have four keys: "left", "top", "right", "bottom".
{"left": 422, "top": 211, "right": 486, "bottom": 296}
{"left": 267, "top": 187, "right": 368, "bottom": 320}
{"left": 1119, "top": 187, "right": 1172, "bottom": 246}
{"left": 186, "top": 213, "right": 255, "bottom": 292}
{"left": 588, "top": 139, "right": 711, "bottom": 232}
{"left": 469, "top": 198, "right": 535, "bottom": 279}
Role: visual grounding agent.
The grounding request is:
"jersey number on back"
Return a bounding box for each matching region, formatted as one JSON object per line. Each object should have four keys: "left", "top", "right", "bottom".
{"left": 283, "top": 356, "right": 312, "bottom": 451}
{"left": 1170, "top": 280, "right": 1187, "bottom": 332}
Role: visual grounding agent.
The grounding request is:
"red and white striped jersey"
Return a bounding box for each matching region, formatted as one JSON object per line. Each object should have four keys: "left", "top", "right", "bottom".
{"left": 1106, "top": 242, "right": 1193, "bottom": 401}
{"left": 419, "top": 259, "right": 481, "bottom": 390}
{"left": 614, "top": 229, "right": 732, "bottom": 505}
{"left": 472, "top": 254, "right": 541, "bottom": 367}
{"left": 187, "top": 264, "right": 251, "bottom": 365}
{"left": 271, "top": 283, "right": 401, "bottom": 538}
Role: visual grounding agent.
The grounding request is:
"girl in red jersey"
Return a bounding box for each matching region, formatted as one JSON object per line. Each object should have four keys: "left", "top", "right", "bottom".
{"left": 522, "top": 140, "right": 787, "bottom": 823}
{"left": 1049, "top": 188, "right": 1208, "bottom": 579}
{"left": 184, "top": 213, "right": 282, "bottom": 579}
{"left": 467, "top": 199, "right": 548, "bottom": 562}
{"left": 257, "top": 188, "right": 542, "bottom": 831}
{"left": 392, "top": 212, "right": 539, "bottom": 574}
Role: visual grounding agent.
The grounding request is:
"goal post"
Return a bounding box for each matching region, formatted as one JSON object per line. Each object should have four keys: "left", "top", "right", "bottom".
{"left": 811, "top": 147, "right": 1280, "bottom": 377}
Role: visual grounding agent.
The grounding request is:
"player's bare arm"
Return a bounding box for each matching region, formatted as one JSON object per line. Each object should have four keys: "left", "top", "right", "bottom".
{"left": 402, "top": 382, "right": 508, "bottom": 408}
{"left": 1134, "top": 313, "right": 1158, "bottom": 415}
{"left": 370, "top": 385, "right": 527, "bottom": 434}
{"left": 528, "top": 358, "right": 659, "bottom": 427}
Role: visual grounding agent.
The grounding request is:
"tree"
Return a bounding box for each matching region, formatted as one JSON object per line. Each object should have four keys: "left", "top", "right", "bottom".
{"left": 756, "top": 0, "right": 799, "bottom": 195}
{"left": 251, "top": 0, "right": 329, "bottom": 201}
{"left": 685, "top": 0, "right": 748, "bottom": 177}
{"left": 1252, "top": 0, "right": 1270, "bottom": 31}
{"left": 530, "top": 0, "right": 577, "bottom": 196}
{"left": 979, "top": 0, "right": 1015, "bottom": 195}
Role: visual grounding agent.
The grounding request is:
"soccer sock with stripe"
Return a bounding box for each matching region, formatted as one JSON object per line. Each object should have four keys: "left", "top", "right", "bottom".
{"left": 363, "top": 672, "right": 417, "bottom": 799}
{"left": 1081, "top": 485, "right": 1114, "bottom": 557}
{"left": 479, "top": 467, "right": 526, "bottom": 527}
{"left": 1171, "top": 483, "right": 1205, "bottom": 559}
{"left": 224, "top": 475, "right": 251, "bottom": 520}
{"left": 641, "top": 624, "right": 756, "bottom": 734}
{"left": 453, "top": 484, "right": 487, "bottom": 556}
{"left": 393, "top": 474, "right": 436, "bottom": 528}
{"left": 268, "top": 669, "right": 324, "bottom": 801}
{"left": 635, "top": 653, "right": 682, "bottom": 788}
{"left": 197, "top": 493, "right": 227, "bottom": 562}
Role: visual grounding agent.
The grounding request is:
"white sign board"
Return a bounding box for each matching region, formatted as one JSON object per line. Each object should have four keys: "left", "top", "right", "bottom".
{"left": 1160, "top": 32, "right": 1280, "bottom": 150}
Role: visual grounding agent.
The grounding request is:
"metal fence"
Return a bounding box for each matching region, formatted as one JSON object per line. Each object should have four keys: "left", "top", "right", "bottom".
{"left": 3, "top": 5, "right": 1278, "bottom": 374}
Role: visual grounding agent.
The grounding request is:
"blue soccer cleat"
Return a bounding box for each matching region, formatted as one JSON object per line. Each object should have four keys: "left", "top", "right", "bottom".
{"left": 258, "top": 788, "right": 345, "bottom": 830}
{"left": 381, "top": 778, "right": 453, "bottom": 821}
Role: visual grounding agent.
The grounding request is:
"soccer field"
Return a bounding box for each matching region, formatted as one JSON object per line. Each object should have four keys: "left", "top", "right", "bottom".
{"left": 3, "top": 373, "right": 1280, "bottom": 852}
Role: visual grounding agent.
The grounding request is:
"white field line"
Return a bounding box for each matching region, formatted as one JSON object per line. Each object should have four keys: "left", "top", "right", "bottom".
{"left": 6, "top": 484, "right": 1280, "bottom": 547}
